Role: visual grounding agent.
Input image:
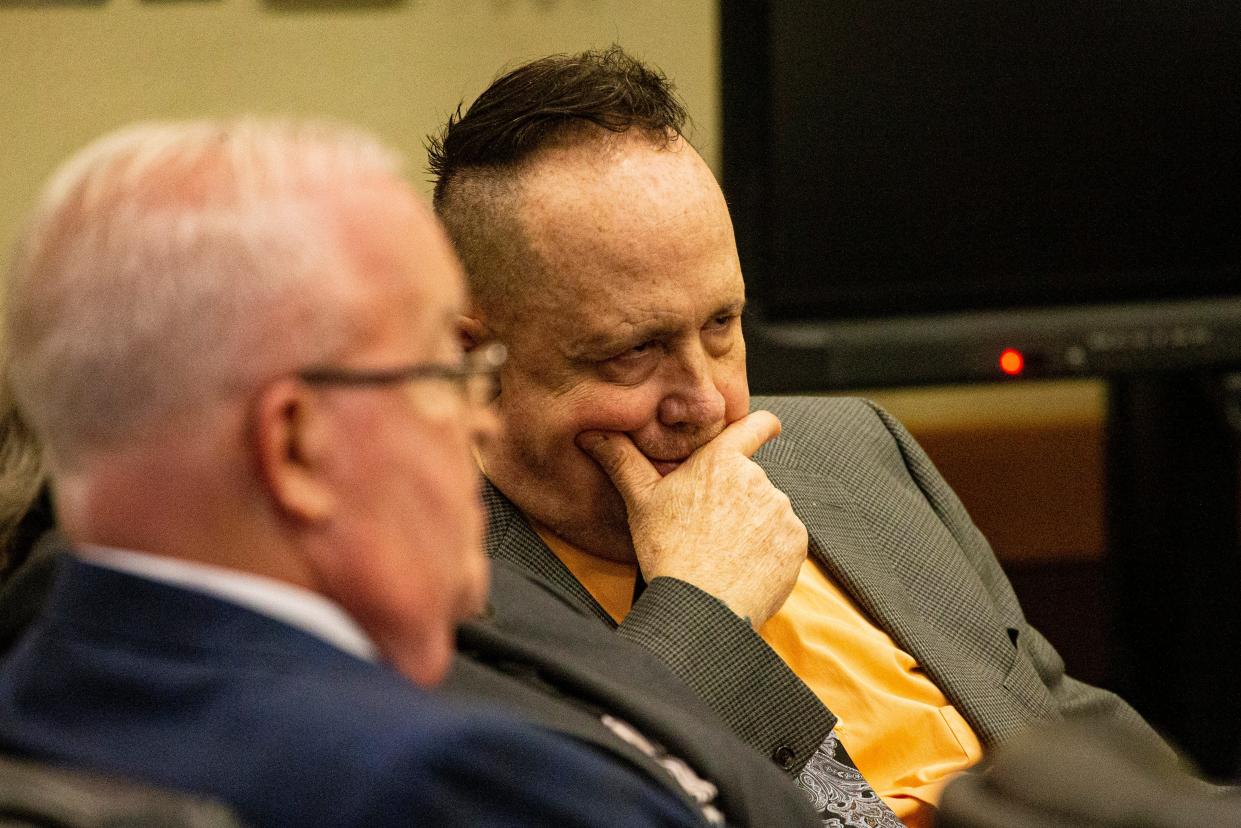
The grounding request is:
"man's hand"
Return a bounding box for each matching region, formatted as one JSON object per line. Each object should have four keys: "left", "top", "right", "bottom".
{"left": 577, "top": 411, "right": 808, "bottom": 628}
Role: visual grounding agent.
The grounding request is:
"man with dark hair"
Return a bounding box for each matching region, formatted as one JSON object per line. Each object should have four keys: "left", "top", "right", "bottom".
{"left": 429, "top": 47, "right": 1178, "bottom": 826}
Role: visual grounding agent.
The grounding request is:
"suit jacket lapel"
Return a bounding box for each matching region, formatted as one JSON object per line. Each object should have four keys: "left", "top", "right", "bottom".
{"left": 762, "top": 463, "right": 943, "bottom": 671}
{"left": 454, "top": 561, "right": 822, "bottom": 826}
{"left": 482, "top": 479, "right": 617, "bottom": 627}
{"left": 454, "top": 578, "right": 694, "bottom": 778}
{"left": 761, "top": 437, "right": 1054, "bottom": 745}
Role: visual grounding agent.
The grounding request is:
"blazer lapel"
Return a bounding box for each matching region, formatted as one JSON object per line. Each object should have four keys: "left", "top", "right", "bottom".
{"left": 763, "top": 464, "right": 934, "bottom": 659}
{"left": 482, "top": 480, "right": 617, "bottom": 627}
{"left": 763, "top": 458, "right": 1054, "bottom": 745}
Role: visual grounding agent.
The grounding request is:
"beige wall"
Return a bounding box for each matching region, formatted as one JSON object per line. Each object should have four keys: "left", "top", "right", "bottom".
{"left": 0, "top": 0, "right": 718, "bottom": 265}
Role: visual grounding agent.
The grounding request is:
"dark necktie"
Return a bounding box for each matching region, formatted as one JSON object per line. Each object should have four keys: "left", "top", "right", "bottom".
{"left": 796, "top": 729, "right": 905, "bottom": 827}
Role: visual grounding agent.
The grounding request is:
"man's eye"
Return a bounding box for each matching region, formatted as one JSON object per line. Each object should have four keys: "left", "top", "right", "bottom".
{"left": 705, "top": 314, "right": 736, "bottom": 331}
{"left": 614, "top": 341, "right": 655, "bottom": 361}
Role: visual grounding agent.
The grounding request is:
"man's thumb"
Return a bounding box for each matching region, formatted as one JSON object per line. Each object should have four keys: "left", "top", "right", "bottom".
{"left": 577, "top": 431, "right": 660, "bottom": 504}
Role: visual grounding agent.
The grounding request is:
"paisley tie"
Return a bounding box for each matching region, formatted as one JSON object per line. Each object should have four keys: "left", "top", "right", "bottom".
{"left": 795, "top": 729, "right": 905, "bottom": 827}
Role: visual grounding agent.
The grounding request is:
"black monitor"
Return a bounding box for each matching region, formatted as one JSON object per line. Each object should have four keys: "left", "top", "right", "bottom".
{"left": 722, "top": 0, "right": 1241, "bottom": 391}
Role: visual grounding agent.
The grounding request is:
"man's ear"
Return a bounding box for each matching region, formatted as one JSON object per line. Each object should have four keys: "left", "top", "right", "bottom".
{"left": 253, "top": 379, "right": 337, "bottom": 524}
{"left": 458, "top": 313, "right": 491, "bottom": 352}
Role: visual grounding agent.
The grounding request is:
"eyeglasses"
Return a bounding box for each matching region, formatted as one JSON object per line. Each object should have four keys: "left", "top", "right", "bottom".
{"left": 298, "top": 342, "right": 506, "bottom": 406}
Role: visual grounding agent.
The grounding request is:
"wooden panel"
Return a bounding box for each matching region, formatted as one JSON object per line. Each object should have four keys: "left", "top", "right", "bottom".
{"left": 860, "top": 379, "right": 1107, "bottom": 564}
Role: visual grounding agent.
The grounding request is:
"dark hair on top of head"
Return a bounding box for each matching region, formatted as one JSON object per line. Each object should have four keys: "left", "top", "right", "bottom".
{"left": 427, "top": 46, "right": 689, "bottom": 204}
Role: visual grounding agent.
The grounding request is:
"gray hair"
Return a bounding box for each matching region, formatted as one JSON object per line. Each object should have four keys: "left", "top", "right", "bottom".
{"left": 4, "top": 118, "right": 405, "bottom": 470}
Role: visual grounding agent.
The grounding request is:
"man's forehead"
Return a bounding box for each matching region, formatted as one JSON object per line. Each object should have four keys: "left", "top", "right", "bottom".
{"left": 494, "top": 129, "right": 742, "bottom": 351}
{"left": 513, "top": 148, "right": 734, "bottom": 275}
{"left": 516, "top": 132, "right": 717, "bottom": 219}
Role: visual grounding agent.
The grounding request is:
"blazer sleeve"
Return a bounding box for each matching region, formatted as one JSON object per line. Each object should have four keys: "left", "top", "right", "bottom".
{"left": 861, "top": 399, "right": 1179, "bottom": 759}
{"left": 617, "top": 576, "right": 835, "bottom": 772}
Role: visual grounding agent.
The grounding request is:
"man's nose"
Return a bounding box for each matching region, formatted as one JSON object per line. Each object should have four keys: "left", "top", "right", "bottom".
{"left": 656, "top": 348, "right": 726, "bottom": 428}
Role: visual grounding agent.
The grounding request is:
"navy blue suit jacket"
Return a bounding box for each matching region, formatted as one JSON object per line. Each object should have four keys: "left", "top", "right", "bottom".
{"left": 0, "top": 557, "right": 703, "bottom": 827}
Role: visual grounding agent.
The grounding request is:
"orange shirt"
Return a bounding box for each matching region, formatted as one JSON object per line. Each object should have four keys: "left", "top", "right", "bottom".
{"left": 539, "top": 527, "right": 983, "bottom": 827}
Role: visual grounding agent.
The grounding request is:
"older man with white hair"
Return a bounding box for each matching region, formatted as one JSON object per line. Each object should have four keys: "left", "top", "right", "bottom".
{"left": 0, "top": 118, "right": 713, "bottom": 826}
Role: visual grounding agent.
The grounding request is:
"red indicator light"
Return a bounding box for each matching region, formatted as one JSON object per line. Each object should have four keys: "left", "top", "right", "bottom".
{"left": 999, "top": 348, "right": 1025, "bottom": 376}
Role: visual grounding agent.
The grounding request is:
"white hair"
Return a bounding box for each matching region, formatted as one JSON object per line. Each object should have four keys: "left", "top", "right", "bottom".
{"left": 4, "top": 118, "right": 406, "bottom": 469}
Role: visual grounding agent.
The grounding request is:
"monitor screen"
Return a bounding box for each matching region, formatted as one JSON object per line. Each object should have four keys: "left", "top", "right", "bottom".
{"left": 722, "top": 1, "right": 1241, "bottom": 389}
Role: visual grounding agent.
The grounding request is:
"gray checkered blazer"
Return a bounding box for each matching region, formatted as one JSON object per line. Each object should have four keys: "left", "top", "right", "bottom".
{"left": 482, "top": 395, "right": 1171, "bottom": 774}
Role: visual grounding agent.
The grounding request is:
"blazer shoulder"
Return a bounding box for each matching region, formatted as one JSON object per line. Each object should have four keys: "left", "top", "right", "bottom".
{"left": 751, "top": 395, "right": 907, "bottom": 474}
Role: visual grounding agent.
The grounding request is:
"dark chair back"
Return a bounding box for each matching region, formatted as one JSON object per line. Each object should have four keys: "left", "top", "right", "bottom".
{"left": 0, "top": 754, "right": 244, "bottom": 828}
